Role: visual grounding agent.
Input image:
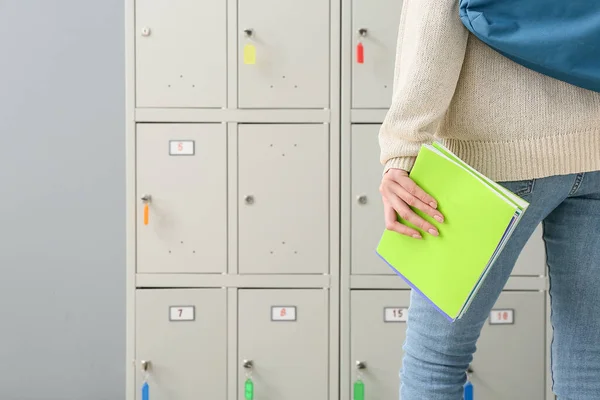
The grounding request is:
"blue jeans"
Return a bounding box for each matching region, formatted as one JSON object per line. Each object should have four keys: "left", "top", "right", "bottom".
{"left": 400, "top": 171, "right": 600, "bottom": 400}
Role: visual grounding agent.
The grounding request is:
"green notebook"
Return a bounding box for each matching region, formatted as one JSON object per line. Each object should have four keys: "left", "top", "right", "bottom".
{"left": 376, "top": 142, "right": 529, "bottom": 322}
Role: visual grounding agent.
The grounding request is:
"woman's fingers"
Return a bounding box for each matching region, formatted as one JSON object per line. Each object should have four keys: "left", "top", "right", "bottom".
{"left": 383, "top": 199, "right": 422, "bottom": 239}
{"left": 381, "top": 181, "right": 440, "bottom": 236}
{"left": 388, "top": 179, "right": 444, "bottom": 223}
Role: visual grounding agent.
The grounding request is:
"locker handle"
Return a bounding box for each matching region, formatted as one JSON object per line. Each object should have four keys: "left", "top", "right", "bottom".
{"left": 356, "top": 360, "right": 367, "bottom": 370}
{"left": 244, "top": 29, "right": 254, "bottom": 38}
{"left": 358, "top": 28, "right": 368, "bottom": 37}
{"left": 141, "top": 360, "right": 151, "bottom": 372}
{"left": 141, "top": 195, "right": 151, "bottom": 225}
{"left": 243, "top": 359, "right": 253, "bottom": 369}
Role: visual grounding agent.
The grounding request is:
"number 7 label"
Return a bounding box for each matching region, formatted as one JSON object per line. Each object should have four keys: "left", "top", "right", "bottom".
{"left": 169, "top": 306, "right": 195, "bottom": 321}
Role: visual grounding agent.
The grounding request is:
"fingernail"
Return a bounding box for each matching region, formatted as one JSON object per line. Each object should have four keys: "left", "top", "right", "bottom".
{"left": 428, "top": 229, "right": 439, "bottom": 236}
{"left": 412, "top": 234, "right": 422, "bottom": 239}
{"left": 430, "top": 202, "right": 438, "bottom": 209}
{"left": 434, "top": 215, "right": 444, "bottom": 223}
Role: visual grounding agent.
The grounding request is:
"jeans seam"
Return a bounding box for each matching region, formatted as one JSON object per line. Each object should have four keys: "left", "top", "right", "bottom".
{"left": 542, "top": 220, "right": 556, "bottom": 395}
{"left": 568, "top": 173, "right": 585, "bottom": 196}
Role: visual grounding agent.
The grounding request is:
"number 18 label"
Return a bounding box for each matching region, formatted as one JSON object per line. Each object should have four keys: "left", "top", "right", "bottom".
{"left": 490, "top": 309, "right": 514, "bottom": 325}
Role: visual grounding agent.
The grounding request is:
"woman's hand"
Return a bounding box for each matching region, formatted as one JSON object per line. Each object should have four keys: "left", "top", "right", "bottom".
{"left": 379, "top": 168, "right": 444, "bottom": 239}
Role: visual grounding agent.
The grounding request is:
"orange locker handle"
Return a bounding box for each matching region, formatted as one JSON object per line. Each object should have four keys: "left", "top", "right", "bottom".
{"left": 141, "top": 194, "right": 151, "bottom": 225}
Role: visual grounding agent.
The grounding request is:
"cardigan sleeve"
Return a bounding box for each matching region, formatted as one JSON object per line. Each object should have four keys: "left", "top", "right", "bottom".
{"left": 378, "top": 0, "right": 469, "bottom": 173}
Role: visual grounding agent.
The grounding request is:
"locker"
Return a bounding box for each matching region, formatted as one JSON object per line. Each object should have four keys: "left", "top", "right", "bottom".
{"left": 238, "top": 124, "right": 329, "bottom": 274}
{"left": 135, "top": 289, "right": 227, "bottom": 400}
{"left": 238, "top": 289, "right": 329, "bottom": 400}
{"left": 351, "top": 0, "right": 403, "bottom": 109}
{"left": 135, "top": 0, "right": 226, "bottom": 108}
{"left": 136, "top": 124, "right": 227, "bottom": 274}
{"left": 513, "top": 224, "right": 546, "bottom": 276}
{"left": 238, "top": 0, "right": 330, "bottom": 108}
{"left": 351, "top": 124, "right": 393, "bottom": 275}
{"left": 470, "top": 291, "right": 546, "bottom": 399}
{"left": 350, "top": 290, "right": 410, "bottom": 399}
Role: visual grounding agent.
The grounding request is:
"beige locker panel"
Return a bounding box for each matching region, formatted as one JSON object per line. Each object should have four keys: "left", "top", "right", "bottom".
{"left": 513, "top": 224, "right": 546, "bottom": 276}
{"left": 351, "top": 125, "right": 392, "bottom": 275}
{"left": 135, "top": 0, "right": 226, "bottom": 108}
{"left": 350, "top": 290, "right": 410, "bottom": 399}
{"left": 238, "top": 0, "right": 330, "bottom": 108}
{"left": 351, "top": 0, "right": 403, "bottom": 109}
{"left": 471, "top": 291, "right": 546, "bottom": 399}
{"left": 238, "top": 289, "right": 329, "bottom": 400}
{"left": 238, "top": 124, "right": 329, "bottom": 274}
{"left": 135, "top": 289, "right": 227, "bottom": 400}
{"left": 136, "top": 124, "right": 227, "bottom": 274}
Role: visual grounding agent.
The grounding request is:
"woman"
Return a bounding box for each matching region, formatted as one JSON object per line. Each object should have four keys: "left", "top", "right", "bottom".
{"left": 378, "top": 0, "right": 600, "bottom": 399}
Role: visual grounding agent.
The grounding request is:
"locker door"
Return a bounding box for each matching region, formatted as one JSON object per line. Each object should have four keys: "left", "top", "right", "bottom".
{"left": 513, "top": 224, "right": 546, "bottom": 276}
{"left": 471, "top": 291, "right": 546, "bottom": 399}
{"left": 351, "top": 0, "right": 403, "bottom": 109}
{"left": 135, "top": 289, "right": 227, "bottom": 400}
{"left": 238, "top": 289, "right": 329, "bottom": 400}
{"left": 238, "top": 0, "right": 330, "bottom": 108}
{"left": 136, "top": 124, "right": 227, "bottom": 274}
{"left": 351, "top": 125, "right": 392, "bottom": 275}
{"left": 350, "top": 290, "right": 410, "bottom": 399}
{"left": 135, "top": 0, "right": 226, "bottom": 108}
{"left": 238, "top": 124, "right": 329, "bottom": 274}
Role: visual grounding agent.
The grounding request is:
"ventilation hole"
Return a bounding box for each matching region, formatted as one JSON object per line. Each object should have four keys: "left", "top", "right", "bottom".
{"left": 168, "top": 85, "right": 171, "bottom": 88}
{"left": 180, "top": 241, "right": 184, "bottom": 244}
{"left": 270, "top": 251, "right": 274, "bottom": 255}
{"left": 193, "top": 251, "right": 196, "bottom": 254}
{"left": 294, "top": 144, "right": 297, "bottom": 147}
{"left": 282, "top": 75, "right": 286, "bottom": 79}
{"left": 384, "top": 85, "right": 388, "bottom": 88}
{"left": 282, "top": 241, "right": 286, "bottom": 245}
{"left": 270, "top": 144, "right": 273, "bottom": 147}
{"left": 270, "top": 85, "right": 274, "bottom": 88}
{"left": 282, "top": 153, "right": 285, "bottom": 156}
{"left": 294, "top": 251, "right": 298, "bottom": 254}
{"left": 180, "top": 75, "right": 183, "bottom": 78}
{"left": 169, "top": 250, "right": 172, "bottom": 254}
{"left": 192, "top": 85, "right": 196, "bottom": 88}
{"left": 294, "top": 85, "right": 298, "bottom": 88}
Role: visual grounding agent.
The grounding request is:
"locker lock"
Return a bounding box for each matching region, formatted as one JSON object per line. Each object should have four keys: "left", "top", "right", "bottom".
{"left": 356, "top": 361, "right": 367, "bottom": 370}
{"left": 141, "top": 27, "right": 151, "bottom": 37}
{"left": 243, "top": 359, "right": 253, "bottom": 369}
{"left": 141, "top": 194, "right": 152, "bottom": 203}
{"left": 141, "top": 360, "right": 151, "bottom": 372}
{"left": 244, "top": 195, "right": 255, "bottom": 205}
{"left": 243, "top": 29, "right": 254, "bottom": 38}
{"left": 357, "top": 195, "right": 368, "bottom": 205}
{"left": 358, "top": 28, "right": 368, "bottom": 37}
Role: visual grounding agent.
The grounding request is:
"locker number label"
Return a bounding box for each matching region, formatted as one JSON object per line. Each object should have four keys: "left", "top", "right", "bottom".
{"left": 169, "top": 306, "right": 195, "bottom": 321}
{"left": 489, "top": 309, "right": 514, "bottom": 325}
{"left": 271, "top": 306, "right": 296, "bottom": 321}
{"left": 384, "top": 307, "right": 408, "bottom": 323}
{"left": 169, "top": 140, "right": 195, "bottom": 156}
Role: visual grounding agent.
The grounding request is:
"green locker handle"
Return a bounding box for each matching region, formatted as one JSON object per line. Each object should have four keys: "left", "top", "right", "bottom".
{"left": 354, "top": 379, "right": 365, "bottom": 400}
{"left": 245, "top": 378, "right": 254, "bottom": 400}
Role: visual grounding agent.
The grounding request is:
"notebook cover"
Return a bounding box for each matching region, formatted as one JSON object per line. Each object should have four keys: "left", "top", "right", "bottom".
{"left": 376, "top": 145, "right": 519, "bottom": 321}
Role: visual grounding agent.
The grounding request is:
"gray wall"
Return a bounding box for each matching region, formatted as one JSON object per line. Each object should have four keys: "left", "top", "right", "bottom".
{"left": 0, "top": 1, "right": 125, "bottom": 399}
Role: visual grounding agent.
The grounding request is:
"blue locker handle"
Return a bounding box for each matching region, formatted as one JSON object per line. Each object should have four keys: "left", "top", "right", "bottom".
{"left": 464, "top": 381, "right": 473, "bottom": 400}
{"left": 142, "top": 382, "right": 149, "bottom": 400}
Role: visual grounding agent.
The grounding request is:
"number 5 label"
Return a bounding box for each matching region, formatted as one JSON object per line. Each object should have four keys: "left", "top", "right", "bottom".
{"left": 169, "top": 306, "right": 195, "bottom": 321}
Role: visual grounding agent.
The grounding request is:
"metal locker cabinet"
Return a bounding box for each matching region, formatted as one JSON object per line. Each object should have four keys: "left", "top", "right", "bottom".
{"left": 238, "top": 289, "right": 329, "bottom": 400}
{"left": 238, "top": 124, "right": 329, "bottom": 274}
{"left": 351, "top": 0, "right": 403, "bottom": 109}
{"left": 351, "top": 124, "right": 393, "bottom": 275}
{"left": 135, "top": 0, "right": 226, "bottom": 108}
{"left": 238, "top": 0, "right": 330, "bottom": 109}
{"left": 512, "top": 224, "right": 546, "bottom": 276}
{"left": 135, "top": 289, "right": 227, "bottom": 400}
{"left": 350, "top": 290, "right": 410, "bottom": 399}
{"left": 136, "top": 123, "right": 227, "bottom": 274}
{"left": 470, "top": 291, "right": 546, "bottom": 399}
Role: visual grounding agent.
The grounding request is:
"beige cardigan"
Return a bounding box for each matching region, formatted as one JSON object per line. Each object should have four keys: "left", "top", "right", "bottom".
{"left": 378, "top": 0, "right": 600, "bottom": 182}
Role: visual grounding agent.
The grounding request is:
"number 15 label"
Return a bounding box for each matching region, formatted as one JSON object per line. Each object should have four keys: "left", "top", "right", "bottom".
{"left": 384, "top": 307, "right": 408, "bottom": 322}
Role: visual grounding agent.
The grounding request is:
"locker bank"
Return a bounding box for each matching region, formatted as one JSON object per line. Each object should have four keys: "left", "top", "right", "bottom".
{"left": 125, "top": 0, "right": 552, "bottom": 399}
